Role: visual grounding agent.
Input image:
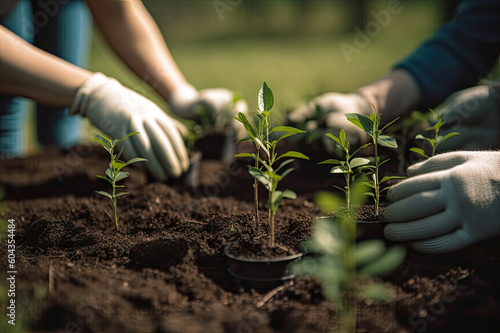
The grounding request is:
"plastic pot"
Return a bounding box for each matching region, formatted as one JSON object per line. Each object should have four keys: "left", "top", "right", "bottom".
{"left": 224, "top": 243, "right": 306, "bottom": 290}
{"left": 194, "top": 128, "right": 236, "bottom": 163}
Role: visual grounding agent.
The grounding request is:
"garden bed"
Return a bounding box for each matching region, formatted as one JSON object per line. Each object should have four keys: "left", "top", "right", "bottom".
{"left": 1, "top": 145, "right": 500, "bottom": 332}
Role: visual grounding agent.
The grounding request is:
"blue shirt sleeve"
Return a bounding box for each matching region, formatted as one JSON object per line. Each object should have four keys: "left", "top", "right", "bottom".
{"left": 394, "top": 0, "right": 500, "bottom": 109}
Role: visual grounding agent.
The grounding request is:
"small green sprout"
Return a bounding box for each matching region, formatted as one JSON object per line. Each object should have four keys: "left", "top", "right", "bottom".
{"left": 345, "top": 107, "right": 403, "bottom": 216}
{"left": 409, "top": 109, "right": 460, "bottom": 159}
{"left": 93, "top": 132, "right": 148, "bottom": 231}
{"left": 292, "top": 190, "right": 406, "bottom": 332}
{"left": 235, "top": 82, "right": 309, "bottom": 247}
{"left": 319, "top": 129, "right": 371, "bottom": 210}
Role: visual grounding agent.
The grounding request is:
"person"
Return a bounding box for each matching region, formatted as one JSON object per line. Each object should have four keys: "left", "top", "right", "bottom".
{"left": 0, "top": 0, "right": 247, "bottom": 181}
{"left": 289, "top": 0, "right": 500, "bottom": 254}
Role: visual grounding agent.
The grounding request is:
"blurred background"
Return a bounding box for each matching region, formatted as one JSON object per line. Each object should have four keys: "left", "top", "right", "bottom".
{"left": 23, "top": 0, "right": 463, "bottom": 150}
{"left": 90, "top": 0, "right": 452, "bottom": 114}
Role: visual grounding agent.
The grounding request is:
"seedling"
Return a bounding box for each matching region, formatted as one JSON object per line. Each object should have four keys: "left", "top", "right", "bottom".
{"left": 319, "top": 129, "right": 371, "bottom": 209}
{"left": 93, "top": 132, "right": 148, "bottom": 231}
{"left": 410, "top": 109, "right": 460, "bottom": 159}
{"left": 235, "top": 82, "right": 309, "bottom": 247}
{"left": 345, "top": 107, "right": 403, "bottom": 215}
{"left": 292, "top": 190, "right": 406, "bottom": 332}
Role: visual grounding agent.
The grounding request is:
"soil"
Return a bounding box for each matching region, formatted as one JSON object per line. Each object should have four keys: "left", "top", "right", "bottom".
{"left": 1, "top": 145, "right": 500, "bottom": 332}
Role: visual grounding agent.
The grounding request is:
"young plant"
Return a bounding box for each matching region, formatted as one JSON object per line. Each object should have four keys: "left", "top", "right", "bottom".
{"left": 235, "top": 82, "right": 309, "bottom": 247}
{"left": 93, "top": 132, "right": 148, "bottom": 231}
{"left": 345, "top": 107, "right": 403, "bottom": 215}
{"left": 292, "top": 189, "right": 406, "bottom": 333}
{"left": 409, "top": 109, "right": 460, "bottom": 159}
{"left": 319, "top": 129, "right": 371, "bottom": 210}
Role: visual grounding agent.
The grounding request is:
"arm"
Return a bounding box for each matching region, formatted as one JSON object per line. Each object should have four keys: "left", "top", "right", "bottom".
{"left": 392, "top": 0, "right": 500, "bottom": 109}
{"left": 86, "top": 0, "right": 189, "bottom": 102}
{"left": 0, "top": 25, "right": 91, "bottom": 106}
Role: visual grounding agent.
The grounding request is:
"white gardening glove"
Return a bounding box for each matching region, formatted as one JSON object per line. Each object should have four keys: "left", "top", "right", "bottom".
{"left": 383, "top": 151, "right": 500, "bottom": 253}
{"left": 287, "top": 92, "right": 371, "bottom": 146}
{"left": 70, "top": 73, "right": 189, "bottom": 181}
{"left": 169, "top": 84, "right": 248, "bottom": 134}
{"left": 435, "top": 83, "right": 500, "bottom": 152}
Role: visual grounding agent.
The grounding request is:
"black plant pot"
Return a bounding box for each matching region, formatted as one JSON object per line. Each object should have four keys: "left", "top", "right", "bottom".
{"left": 224, "top": 243, "right": 306, "bottom": 291}
{"left": 194, "top": 128, "right": 236, "bottom": 163}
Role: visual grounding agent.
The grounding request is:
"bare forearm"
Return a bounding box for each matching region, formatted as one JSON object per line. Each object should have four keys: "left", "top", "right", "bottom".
{"left": 357, "top": 69, "right": 421, "bottom": 121}
{"left": 0, "top": 25, "right": 91, "bottom": 106}
{"left": 87, "top": 0, "right": 189, "bottom": 102}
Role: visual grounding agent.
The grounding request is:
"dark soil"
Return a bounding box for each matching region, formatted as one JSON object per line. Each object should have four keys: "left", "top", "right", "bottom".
{"left": 1, "top": 145, "right": 500, "bottom": 332}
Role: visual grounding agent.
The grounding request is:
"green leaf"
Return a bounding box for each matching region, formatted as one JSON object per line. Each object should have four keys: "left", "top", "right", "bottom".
{"left": 118, "top": 132, "right": 140, "bottom": 143}
{"left": 92, "top": 134, "right": 112, "bottom": 151}
{"left": 318, "top": 159, "right": 343, "bottom": 165}
{"left": 363, "top": 192, "right": 375, "bottom": 197}
{"left": 380, "top": 117, "right": 400, "bottom": 132}
{"left": 409, "top": 147, "right": 429, "bottom": 159}
{"left": 359, "top": 245, "right": 406, "bottom": 276}
{"left": 377, "top": 135, "right": 398, "bottom": 149}
{"left": 105, "top": 168, "right": 113, "bottom": 180}
{"left": 96, "top": 175, "right": 113, "bottom": 184}
{"left": 277, "top": 151, "right": 309, "bottom": 160}
{"left": 270, "top": 126, "right": 305, "bottom": 134}
{"left": 115, "top": 192, "right": 130, "bottom": 198}
{"left": 331, "top": 166, "right": 348, "bottom": 174}
{"left": 345, "top": 113, "right": 373, "bottom": 136}
{"left": 415, "top": 134, "right": 435, "bottom": 146}
{"left": 248, "top": 166, "right": 271, "bottom": 190}
{"left": 258, "top": 82, "right": 274, "bottom": 112}
{"left": 275, "top": 159, "right": 295, "bottom": 173}
{"left": 235, "top": 138, "right": 252, "bottom": 144}
{"left": 235, "top": 112, "right": 257, "bottom": 140}
{"left": 325, "top": 133, "right": 342, "bottom": 147}
{"left": 339, "top": 129, "right": 347, "bottom": 147}
{"left": 115, "top": 171, "right": 129, "bottom": 183}
{"left": 349, "top": 157, "right": 370, "bottom": 169}
{"left": 280, "top": 167, "right": 295, "bottom": 180}
{"left": 274, "top": 133, "right": 296, "bottom": 145}
{"left": 360, "top": 181, "right": 375, "bottom": 189}
{"left": 95, "top": 190, "right": 112, "bottom": 200}
{"left": 380, "top": 176, "right": 406, "bottom": 183}
{"left": 112, "top": 161, "right": 127, "bottom": 171}
{"left": 125, "top": 157, "right": 148, "bottom": 166}
{"left": 356, "top": 240, "right": 386, "bottom": 267}
{"left": 282, "top": 189, "right": 297, "bottom": 199}
{"left": 314, "top": 191, "right": 344, "bottom": 214}
{"left": 332, "top": 185, "right": 347, "bottom": 193}
{"left": 234, "top": 153, "right": 253, "bottom": 158}
{"left": 351, "top": 142, "right": 372, "bottom": 157}
{"left": 438, "top": 132, "right": 460, "bottom": 144}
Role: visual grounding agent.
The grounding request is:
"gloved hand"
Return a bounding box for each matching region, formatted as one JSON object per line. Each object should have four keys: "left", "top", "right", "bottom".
{"left": 435, "top": 83, "right": 500, "bottom": 152}
{"left": 69, "top": 73, "right": 189, "bottom": 181}
{"left": 384, "top": 151, "right": 500, "bottom": 253}
{"left": 287, "top": 92, "right": 371, "bottom": 146}
{"left": 169, "top": 84, "right": 248, "bottom": 133}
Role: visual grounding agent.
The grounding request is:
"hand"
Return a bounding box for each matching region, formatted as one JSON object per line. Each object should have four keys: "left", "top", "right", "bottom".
{"left": 287, "top": 92, "right": 371, "bottom": 146}
{"left": 384, "top": 151, "right": 500, "bottom": 253}
{"left": 435, "top": 83, "right": 500, "bottom": 152}
{"left": 70, "top": 73, "right": 189, "bottom": 181}
{"left": 169, "top": 84, "right": 248, "bottom": 133}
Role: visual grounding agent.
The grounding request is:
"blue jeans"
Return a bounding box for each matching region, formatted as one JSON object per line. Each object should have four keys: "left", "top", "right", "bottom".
{"left": 0, "top": 0, "right": 91, "bottom": 158}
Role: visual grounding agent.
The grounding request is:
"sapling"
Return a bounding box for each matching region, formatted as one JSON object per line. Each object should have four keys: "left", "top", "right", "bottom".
{"left": 410, "top": 109, "right": 460, "bottom": 159}
{"left": 345, "top": 107, "right": 403, "bottom": 216}
{"left": 319, "top": 129, "right": 371, "bottom": 210}
{"left": 93, "top": 132, "right": 148, "bottom": 231}
{"left": 235, "top": 82, "right": 309, "bottom": 247}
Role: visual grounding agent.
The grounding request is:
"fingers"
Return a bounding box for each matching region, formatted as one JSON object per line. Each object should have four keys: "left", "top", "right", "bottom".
{"left": 155, "top": 116, "right": 190, "bottom": 173}
{"left": 144, "top": 119, "right": 188, "bottom": 179}
{"left": 128, "top": 126, "right": 168, "bottom": 181}
{"left": 406, "top": 152, "right": 473, "bottom": 177}
{"left": 385, "top": 189, "right": 445, "bottom": 222}
{"left": 411, "top": 229, "right": 473, "bottom": 254}
{"left": 384, "top": 211, "right": 460, "bottom": 242}
{"left": 386, "top": 170, "right": 445, "bottom": 202}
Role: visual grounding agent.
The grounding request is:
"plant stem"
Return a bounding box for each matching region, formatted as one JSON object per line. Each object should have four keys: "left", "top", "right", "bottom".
{"left": 254, "top": 146, "right": 260, "bottom": 233}
{"left": 374, "top": 136, "right": 380, "bottom": 216}
{"left": 269, "top": 209, "right": 275, "bottom": 248}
